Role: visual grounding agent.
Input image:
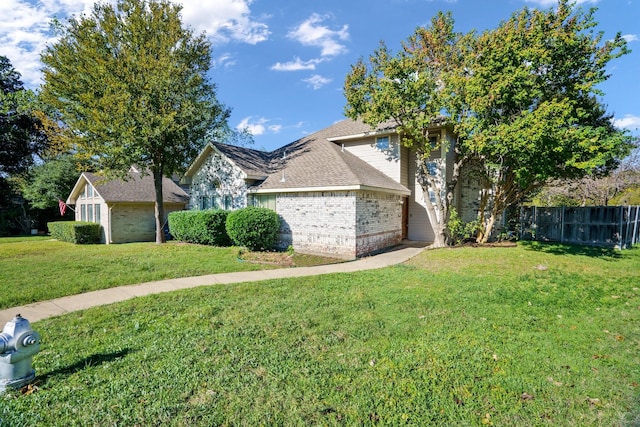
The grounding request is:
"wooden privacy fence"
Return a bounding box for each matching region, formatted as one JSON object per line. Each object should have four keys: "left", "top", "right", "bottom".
{"left": 520, "top": 206, "right": 640, "bottom": 249}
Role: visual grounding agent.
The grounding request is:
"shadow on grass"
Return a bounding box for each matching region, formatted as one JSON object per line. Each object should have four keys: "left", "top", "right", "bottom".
{"left": 520, "top": 240, "right": 623, "bottom": 259}
{"left": 38, "top": 348, "right": 133, "bottom": 385}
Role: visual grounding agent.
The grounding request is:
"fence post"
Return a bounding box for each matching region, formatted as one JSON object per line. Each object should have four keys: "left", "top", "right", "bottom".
{"left": 561, "top": 206, "right": 565, "bottom": 244}
{"left": 625, "top": 205, "right": 631, "bottom": 248}
{"left": 618, "top": 206, "right": 624, "bottom": 249}
{"left": 633, "top": 206, "right": 639, "bottom": 246}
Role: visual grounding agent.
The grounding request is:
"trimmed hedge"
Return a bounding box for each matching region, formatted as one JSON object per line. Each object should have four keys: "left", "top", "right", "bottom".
{"left": 48, "top": 221, "right": 102, "bottom": 244}
{"left": 225, "top": 207, "right": 280, "bottom": 251}
{"left": 168, "top": 210, "right": 231, "bottom": 246}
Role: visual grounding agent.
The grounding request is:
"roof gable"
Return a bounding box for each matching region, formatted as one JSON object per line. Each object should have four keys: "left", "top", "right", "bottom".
{"left": 183, "top": 143, "right": 270, "bottom": 181}
{"left": 67, "top": 171, "right": 188, "bottom": 204}
{"left": 184, "top": 118, "right": 416, "bottom": 195}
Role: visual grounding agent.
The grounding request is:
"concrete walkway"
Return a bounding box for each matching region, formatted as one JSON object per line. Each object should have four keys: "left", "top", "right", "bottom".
{"left": 1, "top": 243, "right": 428, "bottom": 324}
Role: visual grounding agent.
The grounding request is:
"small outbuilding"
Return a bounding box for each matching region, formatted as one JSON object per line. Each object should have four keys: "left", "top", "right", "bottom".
{"left": 66, "top": 168, "right": 189, "bottom": 243}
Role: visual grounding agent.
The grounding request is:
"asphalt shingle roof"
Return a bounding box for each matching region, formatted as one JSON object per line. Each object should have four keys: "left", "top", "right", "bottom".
{"left": 209, "top": 119, "right": 409, "bottom": 194}
{"left": 83, "top": 171, "right": 189, "bottom": 204}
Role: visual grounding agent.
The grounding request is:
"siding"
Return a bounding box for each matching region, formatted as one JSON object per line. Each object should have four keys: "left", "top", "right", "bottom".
{"left": 407, "top": 151, "right": 435, "bottom": 242}
{"left": 108, "top": 203, "right": 185, "bottom": 243}
{"left": 342, "top": 134, "right": 402, "bottom": 182}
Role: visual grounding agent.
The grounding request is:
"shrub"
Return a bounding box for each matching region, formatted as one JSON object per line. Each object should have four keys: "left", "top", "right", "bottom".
{"left": 225, "top": 207, "right": 280, "bottom": 251}
{"left": 48, "top": 221, "right": 102, "bottom": 244}
{"left": 168, "top": 210, "right": 231, "bottom": 246}
{"left": 446, "top": 208, "right": 482, "bottom": 245}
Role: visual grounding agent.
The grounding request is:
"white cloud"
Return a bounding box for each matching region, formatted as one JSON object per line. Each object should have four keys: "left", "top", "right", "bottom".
{"left": 237, "top": 116, "right": 282, "bottom": 136}
{"left": 0, "top": 0, "right": 267, "bottom": 88}
{"left": 178, "top": 0, "right": 269, "bottom": 45}
{"left": 303, "top": 74, "right": 332, "bottom": 90}
{"left": 622, "top": 34, "right": 639, "bottom": 43}
{"left": 271, "top": 57, "right": 322, "bottom": 71}
{"left": 212, "top": 53, "right": 237, "bottom": 69}
{"left": 287, "top": 13, "right": 349, "bottom": 57}
{"left": 613, "top": 114, "right": 640, "bottom": 131}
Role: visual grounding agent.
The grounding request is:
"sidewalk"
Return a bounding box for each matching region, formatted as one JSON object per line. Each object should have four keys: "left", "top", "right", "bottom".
{"left": 1, "top": 243, "right": 428, "bottom": 324}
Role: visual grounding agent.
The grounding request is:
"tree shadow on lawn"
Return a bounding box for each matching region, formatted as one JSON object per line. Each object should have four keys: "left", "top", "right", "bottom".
{"left": 520, "top": 240, "right": 623, "bottom": 259}
{"left": 37, "top": 348, "right": 133, "bottom": 386}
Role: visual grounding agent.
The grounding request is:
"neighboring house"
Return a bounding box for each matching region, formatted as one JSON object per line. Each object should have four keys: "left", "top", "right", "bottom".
{"left": 66, "top": 168, "right": 189, "bottom": 243}
{"left": 183, "top": 118, "right": 480, "bottom": 259}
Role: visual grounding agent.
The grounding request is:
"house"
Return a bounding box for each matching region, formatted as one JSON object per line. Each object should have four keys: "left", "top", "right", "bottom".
{"left": 182, "top": 118, "right": 480, "bottom": 259}
{"left": 66, "top": 168, "right": 189, "bottom": 243}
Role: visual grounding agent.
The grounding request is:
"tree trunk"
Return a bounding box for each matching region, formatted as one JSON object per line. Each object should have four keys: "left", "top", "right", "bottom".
{"left": 153, "top": 170, "right": 166, "bottom": 244}
{"left": 421, "top": 189, "right": 448, "bottom": 248}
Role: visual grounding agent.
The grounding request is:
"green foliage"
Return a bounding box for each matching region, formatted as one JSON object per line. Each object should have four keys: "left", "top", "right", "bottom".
{"left": 225, "top": 207, "right": 280, "bottom": 251}
{"left": 48, "top": 221, "right": 102, "bottom": 244}
{"left": 0, "top": 56, "right": 48, "bottom": 177}
{"left": 344, "top": 1, "right": 632, "bottom": 244}
{"left": 168, "top": 209, "right": 231, "bottom": 246}
{"left": 344, "top": 12, "right": 461, "bottom": 247}
{"left": 611, "top": 186, "right": 640, "bottom": 205}
{"left": 456, "top": 1, "right": 632, "bottom": 240}
{"left": 39, "top": 0, "right": 230, "bottom": 243}
{"left": 22, "top": 155, "right": 82, "bottom": 210}
{"left": 446, "top": 207, "right": 482, "bottom": 245}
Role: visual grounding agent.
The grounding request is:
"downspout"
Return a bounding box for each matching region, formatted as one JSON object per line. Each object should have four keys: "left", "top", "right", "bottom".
{"left": 108, "top": 204, "right": 114, "bottom": 244}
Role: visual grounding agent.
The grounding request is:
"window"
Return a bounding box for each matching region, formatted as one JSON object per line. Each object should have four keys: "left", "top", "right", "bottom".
{"left": 87, "top": 204, "right": 93, "bottom": 222}
{"left": 429, "top": 136, "right": 439, "bottom": 151}
{"left": 376, "top": 136, "right": 390, "bottom": 150}
{"left": 80, "top": 204, "right": 86, "bottom": 221}
{"left": 94, "top": 205, "right": 101, "bottom": 223}
{"left": 223, "top": 195, "right": 232, "bottom": 210}
{"left": 86, "top": 184, "right": 93, "bottom": 198}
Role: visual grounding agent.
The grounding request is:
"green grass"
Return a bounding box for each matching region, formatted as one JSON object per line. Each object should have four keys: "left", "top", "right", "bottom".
{"left": 1, "top": 243, "right": 638, "bottom": 426}
{"left": 0, "top": 239, "right": 287, "bottom": 309}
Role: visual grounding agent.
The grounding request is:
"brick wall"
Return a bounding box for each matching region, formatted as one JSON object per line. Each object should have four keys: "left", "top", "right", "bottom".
{"left": 276, "top": 191, "right": 357, "bottom": 259}
{"left": 355, "top": 192, "right": 403, "bottom": 257}
{"left": 275, "top": 190, "right": 403, "bottom": 259}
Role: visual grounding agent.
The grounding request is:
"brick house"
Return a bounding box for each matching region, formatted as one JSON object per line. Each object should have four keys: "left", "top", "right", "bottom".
{"left": 183, "top": 119, "right": 478, "bottom": 259}
{"left": 66, "top": 167, "right": 189, "bottom": 243}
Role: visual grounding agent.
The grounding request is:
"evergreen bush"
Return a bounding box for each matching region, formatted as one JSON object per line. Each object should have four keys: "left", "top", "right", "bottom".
{"left": 168, "top": 210, "right": 231, "bottom": 246}
{"left": 48, "top": 221, "right": 102, "bottom": 244}
{"left": 225, "top": 207, "right": 280, "bottom": 251}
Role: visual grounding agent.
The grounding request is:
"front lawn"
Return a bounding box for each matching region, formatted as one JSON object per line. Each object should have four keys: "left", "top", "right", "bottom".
{"left": 1, "top": 243, "right": 638, "bottom": 426}
{"left": 0, "top": 238, "right": 340, "bottom": 309}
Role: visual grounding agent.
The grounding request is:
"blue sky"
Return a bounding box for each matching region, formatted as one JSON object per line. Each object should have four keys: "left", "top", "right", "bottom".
{"left": 2, "top": 0, "right": 639, "bottom": 152}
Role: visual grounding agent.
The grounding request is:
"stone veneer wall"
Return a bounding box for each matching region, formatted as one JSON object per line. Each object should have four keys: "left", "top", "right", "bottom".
{"left": 355, "top": 192, "right": 404, "bottom": 257}
{"left": 275, "top": 190, "right": 403, "bottom": 259}
{"left": 189, "top": 150, "right": 248, "bottom": 210}
{"left": 457, "top": 158, "right": 488, "bottom": 223}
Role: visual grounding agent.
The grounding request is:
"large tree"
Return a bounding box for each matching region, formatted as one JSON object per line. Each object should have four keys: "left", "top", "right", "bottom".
{"left": 344, "top": 12, "right": 464, "bottom": 247}
{"left": 0, "top": 56, "right": 48, "bottom": 235}
{"left": 0, "top": 56, "right": 47, "bottom": 177}
{"left": 40, "top": 0, "right": 230, "bottom": 243}
{"left": 454, "top": 0, "right": 632, "bottom": 241}
{"left": 344, "top": 1, "right": 632, "bottom": 245}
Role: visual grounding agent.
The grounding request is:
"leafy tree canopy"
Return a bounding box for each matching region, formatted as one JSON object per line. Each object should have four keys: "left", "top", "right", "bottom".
{"left": 0, "top": 56, "right": 47, "bottom": 177}
{"left": 22, "top": 154, "right": 84, "bottom": 210}
{"left": 40, "top": 0, "right": 230, "bottom": 242}
{"left": 344, "top": 0, "right": 632, "bottom": 244}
